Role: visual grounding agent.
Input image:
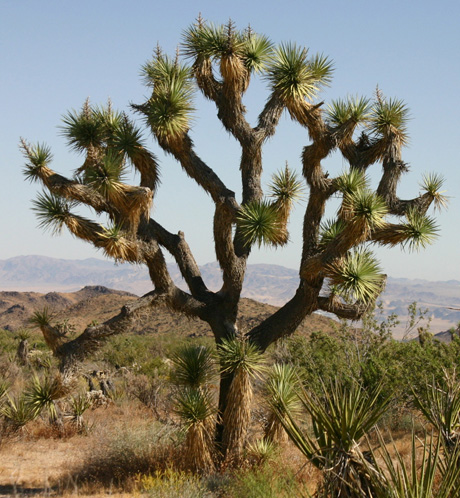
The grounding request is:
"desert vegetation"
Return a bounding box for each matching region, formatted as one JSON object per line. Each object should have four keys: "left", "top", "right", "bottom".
{"left": 10, "top": 15, "right": 454, "bottom": 497}
{"left": 2, "top": 304, "right": 460, "bottom": 496}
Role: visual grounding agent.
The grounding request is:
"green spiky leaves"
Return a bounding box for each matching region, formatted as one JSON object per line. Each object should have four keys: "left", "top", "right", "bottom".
{"left": 369, "top": 96, "right": 410, "bottom": 145}
{"left": 237, "top": 166, "right": 303, "bottom": 248}
{"left": 327, "top": 96, "right": 371, "bottom": 127}
{"left": 25, "top": 374, "right": 66, "bottom": 421}
{"left": 336, "top": 168, "right": 369, "bottom": 195}
{"left": 242, "top": 32, "right": 274, "bottom": 74}
{"left": 21, "top": 140, "right": 53, "bottom": 182}
{"left": 218, "top": 336, "right": 265, "bottom": 378}
{"left": 182, "top": 20, "right": 273, "bottom": 74}
{"left": 174, "top": 386, "right": 216, "bottom": 429}
{"left": 401, "top": 208, "right": 439, "bottom": 251}
{"left": 85, "top": 150, "right": 127, "bottom": 198}
{"left": 140, "top": 54, "right": 195, "bottom": 145}
{"left": 266, "top": 363, "right": 301, "bottom": 417}
{"left": 32, "top": 191, "right": 76, "bottom": 235}
{"left": 237, "top": 200, "right": 286, "bottom": 248}
{"left": 170, "top": 345, "right": 216, "bottom": 389}
{"left": 265, "top": 43, "right": 333, "bottom": 103}
{"left": 61, "top": 101, "right": 106, "bottom": 153}
{"left": 268, "top": 165, "right": 304, "bottom": 208}
{"left": 326, "top": 249, "right": 386, "bottom": 303}
{"left": 420, "top": 172, "right": 448, "bottom": 211}
{"left": 29, "top": 307, "right": 53, "bottom": 328}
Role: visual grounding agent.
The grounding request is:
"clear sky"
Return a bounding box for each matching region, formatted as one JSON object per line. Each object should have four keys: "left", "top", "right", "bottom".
{"left": 1, "top": 0, "right": 459, "bottom": 281}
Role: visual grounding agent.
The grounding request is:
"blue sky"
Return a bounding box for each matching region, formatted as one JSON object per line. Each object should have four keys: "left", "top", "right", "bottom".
{"left": 1, "top": 0, "right": 459, "bottom": 281}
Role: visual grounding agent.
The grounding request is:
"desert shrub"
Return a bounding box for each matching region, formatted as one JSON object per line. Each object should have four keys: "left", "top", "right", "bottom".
{"left": 226, "top": 461, "right": 309, "bottom": 498}
{"left": 126, "top": 373, "right": 171, "bottom": 419}
{"left": 137, "top": 469, "right": 208, "bottom": 497}
{"left": 70, "top": 422, "right": 181, "bottom": 488}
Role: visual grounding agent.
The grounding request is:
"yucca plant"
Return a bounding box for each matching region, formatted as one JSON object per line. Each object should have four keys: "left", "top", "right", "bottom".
{"left": 413, "top": 370, "right": 460, "bottom": 451}
{"left": 247, "top": 438, "right": 278, "bottom": 466}
{"left": 170, "top": 344, "right": 216, "bottom": 389}
{"left": 25, "top": 373, "right": 67, "bottom": 424}
{"left": 218, "top": 336, "right": 266, "bottom": 463}
{"left": 275, "top": 378, "right": 391, "bottom": 497}
{"left": 264, "top": 363, "right": 301, "bottom": 444}
{"left": 170, "top": 344, "right": 217, "bottom": 473}
{"left": 0, "top": 379, "right": 9, "bottom": 406}
{"left": 68, "top": 393, "right": 92, "bottom": 432}
{"left": 362, "top": 429, "right": 460, "bottom": 498}
{"left": 174, "top": 386, "right": 216, "bottom": 473}
{"left": 1, "top": 394, "right": 37, "bottom": 432}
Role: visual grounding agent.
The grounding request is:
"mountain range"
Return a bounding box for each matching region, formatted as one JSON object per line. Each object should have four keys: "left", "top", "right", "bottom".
{"left": 1, "top": 255, "right": 459, "bottom": 336}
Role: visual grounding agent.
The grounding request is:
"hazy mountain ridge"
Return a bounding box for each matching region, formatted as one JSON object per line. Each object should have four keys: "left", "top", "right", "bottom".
{"left": 1, "top": 256, "right": 459, "bottom": 335}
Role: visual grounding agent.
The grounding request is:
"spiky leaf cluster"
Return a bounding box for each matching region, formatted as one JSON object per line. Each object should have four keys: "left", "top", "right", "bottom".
{"left": 369, "top": 97, "right": 409, "bottom": 144}
{"left": 274, "top": 377, "right": 391, "bottom": 495}
{"left": 218, "top": 336, "right": 265, "bottom": 378}
{"left": 29, "top": 307, "right": 53, "bottom": 327}
{"left": 182, "top": 21, "right": 273, "bottom": 74}
{"left": 341, "top": 189, "right": 388, "bottom": 230}
{"left": 237, "top": 200, "right": 287, "bottom": 248}
{"left": 174, "top": 386, "right": 216, "bottom": 430}
{"left": 25, "top": 374, "right": 65, "bottom": 420}
{"left": 265, "top": 43, "right": 333, "bottom": 102}
{"left": 327, "top": 96, "right": 370, "bottom": 126}
{"left": 170, "top": 345, "right": 216, "bottom": 389}
{"left": 0, "top": 395, "right": 37, "bottom": 430}
{"left": 141, "top": 54, "right": 194, "bottom": 142}
{"left": 31, "top": 192, "right": 75, "bottom": 235}
{"left": 268, "top": 165, "right": 303, "bottom": 208}
{"left": 326, "top": 249, "right": 385, "bottom": 303}
{"left": 420, "top": 172, "right": 448, "bottom": 211}
{"left": 401, "top": 208, "right": 439, "bottom": 251}
{"left": 21, "top": 141, "right": 53, "bottom": 182}
{"left": 336, "top": 168, "right": 369, "bottom": 196}
{"left": 85, "top": 150, "right": 127, "bottom": 198}
{"left": 319, "top": 219, "right": 347, "bottom": 247}
{"left": 266, "top": 363, "right": 301, "bottom": 416}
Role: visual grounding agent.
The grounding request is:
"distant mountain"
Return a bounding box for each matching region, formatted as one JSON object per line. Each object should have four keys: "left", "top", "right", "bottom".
{"left": 1, "top": 255, "right": 459, "bottom": 335}
{"left": 0, "top": 286, "right": 335, "bottom": 338}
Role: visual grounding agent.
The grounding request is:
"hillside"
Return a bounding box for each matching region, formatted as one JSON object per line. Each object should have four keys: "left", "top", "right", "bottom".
{"left": 1, "top": 255, "right": 459, "bottom": 335}
{"left": 0, "top": 286, "right": 336, "bottom": 338}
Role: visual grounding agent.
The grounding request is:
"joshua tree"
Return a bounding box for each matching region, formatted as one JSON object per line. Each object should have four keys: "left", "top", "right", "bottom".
{"left": 22, "top": 18, "right": 445, "bottom": 451}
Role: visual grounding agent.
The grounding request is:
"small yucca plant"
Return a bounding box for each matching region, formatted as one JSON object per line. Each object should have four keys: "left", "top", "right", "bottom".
{"left": 170, "top": 344, "right": 216, "bottom": 389}
{"left": 264, "top": 363, "right": 301, "bottom": 444}
{"left": 218, "top": 336, "right": 265, "bottom": 463}
{"left": 174, "top": 386, "right": 216, "bottom": 473}
{"left": 68, "top": 393, "right": 92, "bottom": 432}
{"left": 413, "top": 370, "right": 460, "bottom": 451}
{"left": 170, "top": 344, "right": 217, "bottom": 473}
{"left": 275, "top": 378, "right": 391, "bottom": 497}
{"left": 362, "top": 429, "right": 460, "bottom": 497}
{"left": 25, "top": 374, "right": 67, "bottom": 423}
{"left": 1, "top": 395, "right": 37, "bottom": 432}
